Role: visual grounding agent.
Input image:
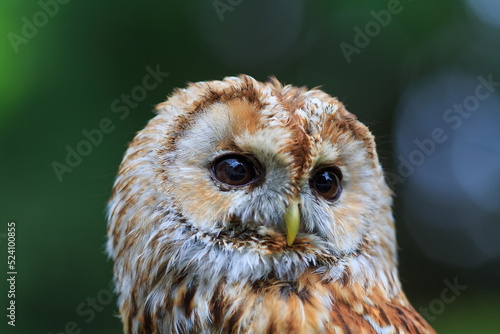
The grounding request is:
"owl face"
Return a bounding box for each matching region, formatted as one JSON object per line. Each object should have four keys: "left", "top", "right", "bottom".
{"left": 108, "top": 75, "right": 393, "bottom": 279}
{"left": 161, "top": 91, "right": 390, "bottom": 255}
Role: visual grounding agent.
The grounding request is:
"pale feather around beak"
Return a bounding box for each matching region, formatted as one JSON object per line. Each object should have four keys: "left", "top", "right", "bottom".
{"left": 284, "top": 199, "right": 300, "bottom": 246}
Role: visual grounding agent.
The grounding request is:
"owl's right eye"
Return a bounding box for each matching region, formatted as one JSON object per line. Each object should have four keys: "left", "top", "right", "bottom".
{"left": 211, "top": 154, "right": 258, "bottom": 187}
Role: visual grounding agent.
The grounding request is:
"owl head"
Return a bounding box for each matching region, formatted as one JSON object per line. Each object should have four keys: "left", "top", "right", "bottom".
{"left": 107, "top": 75, "right": 401, "bottom": 332}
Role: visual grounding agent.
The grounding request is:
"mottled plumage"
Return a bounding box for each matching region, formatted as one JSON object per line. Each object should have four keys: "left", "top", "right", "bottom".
{"left": 107, "top": 75, "right": 435, "bottom": 333}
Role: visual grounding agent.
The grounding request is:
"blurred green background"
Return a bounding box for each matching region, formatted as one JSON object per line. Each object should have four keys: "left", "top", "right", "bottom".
{"left": 1, "top": 0, "right": 499, "bottom": 333}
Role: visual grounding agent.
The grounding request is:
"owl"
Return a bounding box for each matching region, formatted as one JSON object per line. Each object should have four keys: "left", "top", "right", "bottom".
{"left": 107, "top": 75, "right": 435, "bottom": 333}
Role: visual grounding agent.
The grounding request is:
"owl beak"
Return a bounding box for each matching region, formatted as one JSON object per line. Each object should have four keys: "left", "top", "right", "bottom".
{"left": 284, "top": 199, "right": 300, "bottom": 246}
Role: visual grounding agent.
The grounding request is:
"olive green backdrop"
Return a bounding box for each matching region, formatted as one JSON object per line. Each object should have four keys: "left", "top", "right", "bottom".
{"left": 1, "top": 1, "right": 499, "bottom": 333}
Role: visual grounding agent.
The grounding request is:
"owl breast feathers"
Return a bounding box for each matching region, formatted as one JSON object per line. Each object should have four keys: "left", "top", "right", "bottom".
{"left": 107, "top": 75, "right": 435, "bottom": 334}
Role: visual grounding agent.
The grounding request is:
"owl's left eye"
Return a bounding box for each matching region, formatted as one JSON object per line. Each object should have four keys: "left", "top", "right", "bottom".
{"left": 310, "top": 166, "right": 343, "bottom": 201}
{"left": 211, "top": 154, "right": 258, "bottom": 187}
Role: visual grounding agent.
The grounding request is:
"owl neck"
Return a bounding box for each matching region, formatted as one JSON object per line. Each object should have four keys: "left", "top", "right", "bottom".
{"left": 127, "top": 239, "right": 419, "bottom": 333}
{"left": 115, "top": 218, "right": 414, "bottom": 333}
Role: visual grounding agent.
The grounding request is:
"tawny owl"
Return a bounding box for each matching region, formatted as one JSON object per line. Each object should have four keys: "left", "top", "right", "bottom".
{"left": 107, "top": 75, "right": 435, "bottom": 333}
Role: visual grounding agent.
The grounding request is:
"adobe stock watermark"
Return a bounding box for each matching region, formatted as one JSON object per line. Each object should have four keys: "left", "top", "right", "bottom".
{"left": 339, "top": 0, "right": 412, "bottom": 64}
{"left": 213, "top": 0, "right": 243, "bottom": 21}
{"left": 7, "top": 0, "right": 71, "bottom": 54}
{"left": 51, "top": 65, "right": 169, "bottom": 182}
{"left": 385, "top": 74, "right": 500, "bottom": 187}
{"left": 48, "top": 279, "right": 115, "bottom": 334}
{"left": 419, "top": 277, "right": 467, "bottom": 322}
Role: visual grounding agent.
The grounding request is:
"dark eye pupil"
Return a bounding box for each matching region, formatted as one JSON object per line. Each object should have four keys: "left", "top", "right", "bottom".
{"left": 315, "top": 171, "right": 335, "bottom": 193}
{"left": 212, "top": 155, "right": 257, "bottom": 186}
{"left": 311, "top": 167, "right": 342, "bottom": 201}
{"left": 223, "top": 159, "right": 247, "bottom": 181}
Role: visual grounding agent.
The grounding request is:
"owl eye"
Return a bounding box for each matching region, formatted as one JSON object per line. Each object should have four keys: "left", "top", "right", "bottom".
{"left": 212, "top": 154, "right": 258, "bottom": 187}
{"left": 310, "top": 167, "right": 343, "bottom": 201}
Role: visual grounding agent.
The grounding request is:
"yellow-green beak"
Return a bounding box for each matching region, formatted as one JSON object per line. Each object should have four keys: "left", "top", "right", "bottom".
{"left": 284, "top": 199, "right": 300, "bottom": 246}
